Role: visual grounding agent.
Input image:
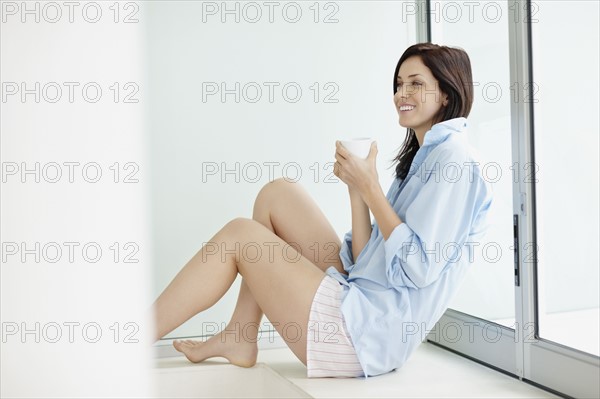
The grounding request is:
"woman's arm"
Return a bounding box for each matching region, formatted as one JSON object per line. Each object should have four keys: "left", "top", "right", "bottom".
{"left": 362, "top": 182, "right": 402, "bottom": 241}
{"left": 349, "top": 188, "right": 372, "bottom": 262}
{"left": 334, "top": 140, "right": 402, "bottom": 244}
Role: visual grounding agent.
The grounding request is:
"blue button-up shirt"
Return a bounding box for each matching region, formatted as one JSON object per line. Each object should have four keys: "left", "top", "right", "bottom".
{"left": 326, "top": 117, "right": 494, "bottom": 377}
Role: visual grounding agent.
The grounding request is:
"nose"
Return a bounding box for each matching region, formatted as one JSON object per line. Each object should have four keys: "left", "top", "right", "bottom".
{"left": 395, "top": 84, "right": 410, "bottom": 100}
{"left": 394, "top": 87, "right": 408, "bottom": 106}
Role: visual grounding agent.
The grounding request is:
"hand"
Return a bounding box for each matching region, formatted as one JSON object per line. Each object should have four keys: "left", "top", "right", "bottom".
{"left": 333, "top": 141, "right": 379, "bottom": 197}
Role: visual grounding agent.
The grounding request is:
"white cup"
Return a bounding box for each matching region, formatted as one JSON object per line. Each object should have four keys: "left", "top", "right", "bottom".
{"left": 339, "top": 137, "right": 375, "bottom": 159}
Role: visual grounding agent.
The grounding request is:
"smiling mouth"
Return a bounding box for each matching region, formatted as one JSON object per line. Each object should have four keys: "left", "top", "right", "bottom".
{"left": 399, "top": 105, "right": 415, "bottom": 112}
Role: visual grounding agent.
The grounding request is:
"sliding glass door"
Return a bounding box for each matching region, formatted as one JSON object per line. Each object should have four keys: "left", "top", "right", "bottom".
{"left": 429, "top": 0, "right": 516, "bottom": 328}
{"left": 525, "top": 1, "right": 599, "bottom": 396}
{"left": 530, "top": 0, "right": 599, "bottom": 359}
{"left": 424, "top": 0, "right": 519, "bottom": 376}
{"left": 424, "top": 1, "right": 600, "bottom": 397}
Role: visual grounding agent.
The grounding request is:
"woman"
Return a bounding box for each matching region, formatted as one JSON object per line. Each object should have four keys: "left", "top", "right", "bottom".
{"left": 152, "top": 43, "right": 494, "bottom": 378}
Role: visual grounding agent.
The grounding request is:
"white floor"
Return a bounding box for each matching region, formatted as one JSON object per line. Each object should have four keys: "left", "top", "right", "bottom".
{"left": 152, "top": 342, "right": 558, "bottom": 398}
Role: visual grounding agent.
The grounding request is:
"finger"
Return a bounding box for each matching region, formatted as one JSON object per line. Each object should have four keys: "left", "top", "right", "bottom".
{"left": 336, "top": 141, "right": 350, "bottom": 160}
{"left": 367, "top": 141, "right": 378, "bottom": 160}
{"left": 334, "top": 145, "right": 346, "bottom": 161}
{"left": 335, "top": 150, "right": 347, "bottom": 161}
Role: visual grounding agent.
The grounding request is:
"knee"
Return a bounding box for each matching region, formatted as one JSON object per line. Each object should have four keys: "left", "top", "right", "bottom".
{"left": 254, "top": 177, "right": 299, "bottom": 211}
{"left": 222, "top": 217, "right": 265, "bottom": 240}
{"left": 223, "top": 217, "right": 255, "bottom": 233}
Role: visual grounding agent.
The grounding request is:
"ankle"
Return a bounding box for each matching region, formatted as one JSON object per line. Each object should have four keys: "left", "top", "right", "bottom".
{"left": 221, "top": 321, "right": 260, "bottom": 345}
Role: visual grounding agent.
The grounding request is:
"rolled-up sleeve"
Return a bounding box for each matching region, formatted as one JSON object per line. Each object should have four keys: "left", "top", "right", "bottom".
{"left": 383, "top": 161, "right": 491, "bottom": 289}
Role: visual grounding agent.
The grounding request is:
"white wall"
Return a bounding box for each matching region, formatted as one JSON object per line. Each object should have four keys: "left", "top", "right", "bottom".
{"left": 145, "top": 1, "right": 416, "bottom": 339}
{"left": 1, "top": 2, "right": 153, "bottom": 396}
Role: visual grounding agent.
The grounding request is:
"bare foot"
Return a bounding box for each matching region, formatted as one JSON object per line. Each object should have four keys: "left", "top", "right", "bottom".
{"left": 173, "top": 329, "right": 258, "bottom": 368}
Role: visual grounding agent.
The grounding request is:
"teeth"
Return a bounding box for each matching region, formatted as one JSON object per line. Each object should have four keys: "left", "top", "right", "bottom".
{"left": 400, "top": 106, "right": 415, "bottom": 111}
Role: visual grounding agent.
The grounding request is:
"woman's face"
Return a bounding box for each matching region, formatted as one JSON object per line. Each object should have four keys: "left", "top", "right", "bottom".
{"left": 393, "top": 56, "right": 448, "bottom": 140}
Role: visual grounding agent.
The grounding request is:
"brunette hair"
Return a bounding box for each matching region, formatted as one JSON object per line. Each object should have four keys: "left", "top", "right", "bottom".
{"left": 392, "top": 43, "right": 474, "bottom": 180}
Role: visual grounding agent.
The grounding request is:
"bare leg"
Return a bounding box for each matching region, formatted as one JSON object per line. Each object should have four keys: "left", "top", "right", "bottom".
{"left": 171, "top": 179, "right": 346, "bottom": 366}
{"left": 156, "top": 179, "right": 345, "bottom": 366}
{"left": 232, "top": 177, "right": 346, "bottom": 334}
{"left": 153, "top": 216, "right": 326, "bottom": 365}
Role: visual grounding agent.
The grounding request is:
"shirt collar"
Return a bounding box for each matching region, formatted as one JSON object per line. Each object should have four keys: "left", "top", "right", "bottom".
{"left": 421, "top": 117, "right": 468, "bottom": 147}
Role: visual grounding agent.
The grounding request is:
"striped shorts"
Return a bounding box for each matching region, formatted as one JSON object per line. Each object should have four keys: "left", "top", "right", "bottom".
{"left": 306, "top": 275, "right": 365, "bottom": 378}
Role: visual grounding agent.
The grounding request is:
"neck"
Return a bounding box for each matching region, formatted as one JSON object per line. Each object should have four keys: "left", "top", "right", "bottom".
{"left": 415, "top": 128, "right": 426, "bottom": 147}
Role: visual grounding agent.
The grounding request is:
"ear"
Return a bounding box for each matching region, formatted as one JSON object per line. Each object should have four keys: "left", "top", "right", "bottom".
{"left": 442, "top": 93, "right": 449, "bottom": 106}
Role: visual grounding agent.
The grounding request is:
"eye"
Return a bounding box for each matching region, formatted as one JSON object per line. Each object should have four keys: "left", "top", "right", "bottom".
{"left": 412, "top": 81, "right": 422, "bottom": 86}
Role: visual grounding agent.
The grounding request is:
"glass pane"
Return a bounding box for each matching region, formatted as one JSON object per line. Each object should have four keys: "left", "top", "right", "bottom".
{"left": 531, "top": 1, "right": 600, "bottom": 356}
{"left": 431, "top": 0, "right": 515, "bottom": 328}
